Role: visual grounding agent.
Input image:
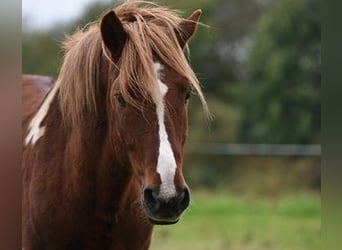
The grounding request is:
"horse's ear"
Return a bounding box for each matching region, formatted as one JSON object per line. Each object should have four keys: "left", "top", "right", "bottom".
{"left": 100, "top": 10, "right": 127, "bottom": 60}
{"left": 176, "top": 9, "right": 202, "bottom": 49}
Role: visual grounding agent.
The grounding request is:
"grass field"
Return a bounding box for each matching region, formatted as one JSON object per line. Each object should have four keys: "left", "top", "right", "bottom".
{"left": 150, "top": 191, "right": 320, "bottom": 250}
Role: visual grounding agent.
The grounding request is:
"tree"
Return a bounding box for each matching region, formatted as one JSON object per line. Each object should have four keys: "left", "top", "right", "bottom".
{"left": 238, "top": 0, "right": 320, "bottom": 144}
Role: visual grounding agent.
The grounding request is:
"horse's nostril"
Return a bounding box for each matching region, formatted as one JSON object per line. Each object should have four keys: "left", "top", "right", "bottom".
{"left": 143, "top": 188, "right": 159, "bottom": 212}
{"left": 178, "top": 187, "right": 190, "bottom": 212}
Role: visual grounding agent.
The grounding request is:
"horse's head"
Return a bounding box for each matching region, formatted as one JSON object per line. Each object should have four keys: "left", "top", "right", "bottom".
{"left": 99, "top": 5, "right": 205, "bottom": 225}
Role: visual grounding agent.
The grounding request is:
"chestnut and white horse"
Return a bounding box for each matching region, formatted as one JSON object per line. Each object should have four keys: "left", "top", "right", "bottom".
{"left": 22, "top": 1, "right": 206, "bottom": 249}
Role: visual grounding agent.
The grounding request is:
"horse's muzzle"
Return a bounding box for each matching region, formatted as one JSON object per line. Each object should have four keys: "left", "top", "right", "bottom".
{"left": 142, "top": 187, "right": 190, "bottom": 225}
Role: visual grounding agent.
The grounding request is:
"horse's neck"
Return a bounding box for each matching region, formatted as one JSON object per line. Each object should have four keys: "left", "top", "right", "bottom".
{"left": 45, "top": 94, "right": 132, "bottom": 210}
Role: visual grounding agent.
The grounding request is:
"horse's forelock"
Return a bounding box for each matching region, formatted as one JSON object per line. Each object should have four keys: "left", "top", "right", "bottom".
{"left": 58, "top": 1, "right": 208, "bottom": 126}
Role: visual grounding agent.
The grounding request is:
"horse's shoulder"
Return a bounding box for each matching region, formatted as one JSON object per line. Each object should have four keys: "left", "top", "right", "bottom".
{"left": 22, "top": 74, "right": 56, "bottom": 132}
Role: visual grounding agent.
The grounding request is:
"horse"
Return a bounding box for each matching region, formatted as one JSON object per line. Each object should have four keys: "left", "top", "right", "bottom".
{"left": 22, "top": 1, "right": 207, "bottom": 249}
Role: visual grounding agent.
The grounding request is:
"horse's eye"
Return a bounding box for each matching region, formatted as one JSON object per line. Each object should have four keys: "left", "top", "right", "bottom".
{"left": 117, "top": 94, "right": 127, "bottom": 108}
{"left": 185, "top": 91, "right": 191, "bottom": 103}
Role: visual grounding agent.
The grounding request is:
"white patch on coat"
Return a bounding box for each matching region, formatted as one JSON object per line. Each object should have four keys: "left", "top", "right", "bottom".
{"left": 154, "top": 62, "right": 177, "bottom": 199}
{"left": 25, "top": 80, "right": 60, "bottom": 146}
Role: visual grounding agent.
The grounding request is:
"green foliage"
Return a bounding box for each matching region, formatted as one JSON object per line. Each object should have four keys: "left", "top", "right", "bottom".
{"left": 22, "top": 32, "right": 62, "bottom": 76}
{"left": 238, "top": 0, "right": 320, "bottom": 144}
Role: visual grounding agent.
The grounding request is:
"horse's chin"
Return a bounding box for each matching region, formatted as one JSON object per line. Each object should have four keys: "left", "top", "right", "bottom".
{"left": 148, "top": 217, "right": 179, "bottom": 225}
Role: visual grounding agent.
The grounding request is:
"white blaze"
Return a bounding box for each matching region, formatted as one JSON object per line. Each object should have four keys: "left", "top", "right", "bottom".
{"left": 25, "top": 80, "right": 60, "bottom": 146}
{"left": 154, "top": 63, "right": 177, "bottom": 199}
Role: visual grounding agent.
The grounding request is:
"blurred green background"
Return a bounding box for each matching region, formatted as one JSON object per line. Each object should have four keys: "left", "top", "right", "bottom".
{"left": 22, "top": 0, "right": 320, "bottom": 249}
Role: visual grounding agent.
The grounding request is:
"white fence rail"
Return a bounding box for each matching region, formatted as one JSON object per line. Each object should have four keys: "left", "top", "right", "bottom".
{"left": 186, "top": 144, "right": 321, "bottom": 156}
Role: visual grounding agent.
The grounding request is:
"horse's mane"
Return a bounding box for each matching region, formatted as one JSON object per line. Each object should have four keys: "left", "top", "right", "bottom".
{"left": 57, "top": 0, "right": 208, "bottom": 126}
